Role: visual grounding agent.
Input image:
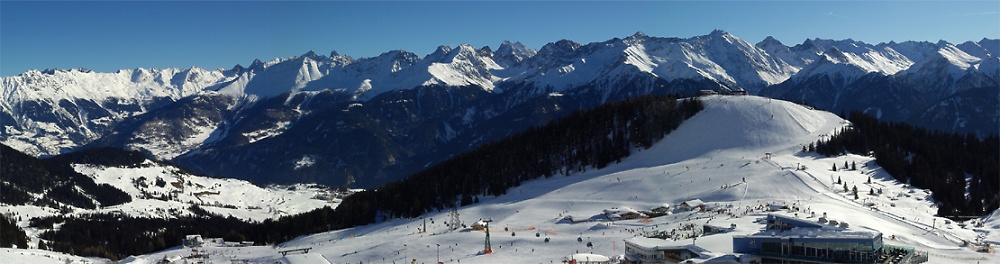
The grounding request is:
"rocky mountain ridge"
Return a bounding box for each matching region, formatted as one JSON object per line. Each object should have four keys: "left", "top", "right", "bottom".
{"left": 2, "top": 31, "right": 996, "bottom": 187}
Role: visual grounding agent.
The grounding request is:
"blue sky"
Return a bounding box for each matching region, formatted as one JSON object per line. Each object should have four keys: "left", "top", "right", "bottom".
{"left": 2, "top": 1, "right": 998, "bottom": 76}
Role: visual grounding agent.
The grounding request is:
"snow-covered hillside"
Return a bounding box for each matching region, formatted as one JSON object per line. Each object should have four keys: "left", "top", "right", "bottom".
{"left": 69, "top": 160, "right": 344, "bottom": 221}
{"left": 109, "top": 96, "right": 998, "bottom": 263}
{"left": 0, "top": 248, "right": 110, "bottom": 264}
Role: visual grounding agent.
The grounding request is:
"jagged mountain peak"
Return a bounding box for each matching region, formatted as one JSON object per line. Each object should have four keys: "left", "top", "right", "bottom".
{"left": 979, "top": 38, "right": 1000, "bottom": 57}
{"left": 300, "top": 50, "right": 322, "bottom": 60}
{"left": 936, "top": 39, "right": 952, "bottom": 47}
{"left": 432, "top": 45, "right": 452, "bottom": 55}
{"left": 799, "top": 38, "right": 817, "bottom": 50}
{"left": 378, "top": 49, "right": 421, "bottom": 62}
{"left": 327, "top": 51, "right": 355, "bottom": 66}
{"left": 539, "top": 39, "right": 582, "bottom": 53}
{"left": 533, "top": 39, "right": 583, "bottom": 66}
{"left": 426, "top": 45, "right": 454, "bottom": 62}
{"left": 496, "top": 40, "right": 536, "bottom": 57}
{"left": 494, "top": 40, "right": 536, "bottom": 67}
{"left": 423, "top": 44, "right": 482, "bottom": 63}
{"left": 249, "top": 58, "right": 265, "bottom": 71}
{"left": 626, "top": 31, "right": 648, "bottom": 42}
{"left": 958, "top": 39, "right": 1000, "bottom": 59}
{"left": 708, "top": 29, "right": 731, "bottom": 37}
{"left": 477, "top": 45, "right": 493, "bottom": 55}
{"left": 824, "top": 46, "right": 850, "bottom": 62}
{"left": 758, "top": 36, "right": 785, "bottom": 48}
{"left": 230, "top": 64, "right": 245, "bottom": 72}
{"left": 690, "top": 29, "right": 740, "bottom": 45}
{"left": 957, "top": 41, "right": 990, "bottom": 59}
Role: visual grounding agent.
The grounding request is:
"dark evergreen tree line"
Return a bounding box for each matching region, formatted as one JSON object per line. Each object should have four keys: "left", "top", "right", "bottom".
{"left": 0, "top": 214, "right": 29, "bottom": 249}
{"left": 39, "top": 213, "right": 257, "bottom": 260}
{"left": 815, "top": 111, "right": 999, "bottom": 218}
{"left": 1, "top": 145, "right": 132, "bottom": 209}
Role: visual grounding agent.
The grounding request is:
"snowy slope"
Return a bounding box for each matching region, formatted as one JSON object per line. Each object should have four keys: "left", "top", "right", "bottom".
{"left": 902, "top": 44, "right": 983, "bottom": 80}
{"left": 69, "top": 160, "right": 344, "bottom": 221}
{"left": 119, "top": 96, "right": 999, "bottom": 264}
{"left": 0, "top": 248, "right": 110, "bottom": 264}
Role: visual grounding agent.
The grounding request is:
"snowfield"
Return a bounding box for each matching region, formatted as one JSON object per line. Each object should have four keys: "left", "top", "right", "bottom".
{"left": 0, "top": 248, "right": 111, "bottom": 264}
{"left": 70, "top": 160, "right": 344, "bottom": 221}
{"left": 6, "top": 96, "right": 997, "bottom": 263}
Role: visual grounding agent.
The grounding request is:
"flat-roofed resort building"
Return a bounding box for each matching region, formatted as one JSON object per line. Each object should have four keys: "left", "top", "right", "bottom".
{"left": 733, "top": 214, "right": 927, "bottom": 263}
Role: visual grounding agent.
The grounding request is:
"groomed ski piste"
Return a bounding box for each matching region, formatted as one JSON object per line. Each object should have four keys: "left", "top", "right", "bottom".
{"left": 13, "top": 95, "right": 998, "bottom": 264}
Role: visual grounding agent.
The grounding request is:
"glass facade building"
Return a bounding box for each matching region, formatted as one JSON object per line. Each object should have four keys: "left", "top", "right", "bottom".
{"left": 733, "top": 214, "right": 884, "bottom": 264}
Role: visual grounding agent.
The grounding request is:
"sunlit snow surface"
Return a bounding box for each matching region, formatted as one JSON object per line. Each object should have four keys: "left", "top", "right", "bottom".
{"left": 0, "top": 248, "right": 111, "bottom": 264}
{"left": 70, "top": 160, "right": 341, "bottom": 221}
{"left": 7, "top": 96, "right": 997, "bottom": 263}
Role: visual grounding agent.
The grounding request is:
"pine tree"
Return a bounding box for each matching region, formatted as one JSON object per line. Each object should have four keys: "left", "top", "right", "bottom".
{"left": 870, "top": 188, "right": 875, "bottom": 195}
{"left": 867, "top": 177, "right": 871, "bottom": 184}
{"left": 844, "top": 161, "right": 849, "bottom": 170}
{"left": 851, "top": 161, "right": 857, "bottom": 171}
{"left": 832, "top": 163, "right": 837, "bottom": 171}
{"left": 802, "top": 145, "right": 807, "bottom": 153}
{"left": 852, "top": 185, "right": 858, "bottom": 196}
{"left": 843, "top": 183, "right": 849, "bottom": 193}
{"left": 837, "top": 176, "right": 842, "bottom": 184}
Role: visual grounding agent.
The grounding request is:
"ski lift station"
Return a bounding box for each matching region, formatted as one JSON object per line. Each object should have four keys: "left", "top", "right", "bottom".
{"left": 623, "top": 237, "right": 713, "bottom": 263}
{"left": 733, "top": 214, "right": 927, "bottom": 263}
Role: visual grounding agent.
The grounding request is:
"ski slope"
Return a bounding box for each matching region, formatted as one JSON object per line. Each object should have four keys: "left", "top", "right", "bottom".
{"left": 42, "top": 96, "right": 1000, "bottom": 263}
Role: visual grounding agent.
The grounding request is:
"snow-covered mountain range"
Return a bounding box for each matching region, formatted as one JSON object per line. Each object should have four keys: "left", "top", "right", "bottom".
{"left": 2, "top": 31, "right": 996, "bottom": 187}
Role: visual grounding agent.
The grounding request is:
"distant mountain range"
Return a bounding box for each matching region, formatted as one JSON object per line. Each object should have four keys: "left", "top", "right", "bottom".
{"left": 2, "top": 30, "right": 996, "bottom": 187}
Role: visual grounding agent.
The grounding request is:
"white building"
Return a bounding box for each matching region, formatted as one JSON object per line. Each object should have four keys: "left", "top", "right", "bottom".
{"left": 603, "top": 207, "right": 647, "bottom": 220}
{"left": 679, "top": 199, "right": 704, "bottom": 211}
{"left": 624, "top": 237, "right": 710, "bottom": 263}
{"left": 182, "top": 235, "right": 203, "bottom": 248}
{"left": 651, "top": 204, "right": 671, "bottom": 214}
